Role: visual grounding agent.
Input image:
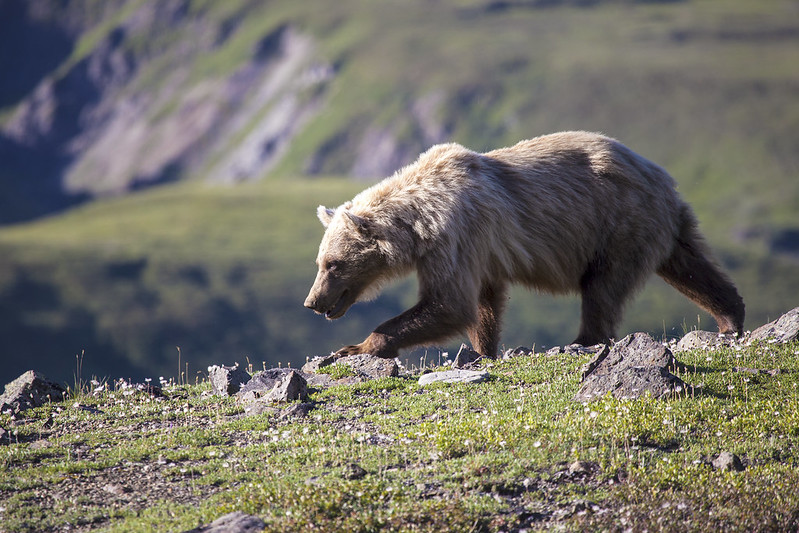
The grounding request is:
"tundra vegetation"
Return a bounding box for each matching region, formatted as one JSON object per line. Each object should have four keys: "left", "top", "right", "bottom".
{"left": 1, "top": 338, "right": 798, "bottom": 532}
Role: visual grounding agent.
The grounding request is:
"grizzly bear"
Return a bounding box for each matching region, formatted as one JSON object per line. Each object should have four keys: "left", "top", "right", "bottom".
{"left": 304, "top": 131, "right": 745, "bottom": 359}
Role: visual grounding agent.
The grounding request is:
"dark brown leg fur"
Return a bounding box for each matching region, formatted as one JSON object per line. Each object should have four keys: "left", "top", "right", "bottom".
{"left": 335, "top": 296, "right": 472, "bottom": 359}
{"left": 467, "top": 281, "right": 507, "bottom": 358}
{"left": 575, "top": 253, "right": 649, "bottom": 345}
{"left": 657, "top": 207, "right": 745, "bottom": 336}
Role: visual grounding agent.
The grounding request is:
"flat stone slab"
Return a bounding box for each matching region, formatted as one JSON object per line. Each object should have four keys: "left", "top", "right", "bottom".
{"left": 302, "top": 353, "right": 398, "bottom": 380}
{"left": 418, "top": 369, "right": 489, "bottom": 386}
{"left": 302, "top": 354, "right": 337, "bottom": 374}
{"left": 337, "top": 354, "right": 399, "bottom": 379}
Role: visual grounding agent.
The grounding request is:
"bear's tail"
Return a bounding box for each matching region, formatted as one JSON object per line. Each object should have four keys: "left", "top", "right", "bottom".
{"left": 657, "top": 205, "right": 745, "bottom": 336}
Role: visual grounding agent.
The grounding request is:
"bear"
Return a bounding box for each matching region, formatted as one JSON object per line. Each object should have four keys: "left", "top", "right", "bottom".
{"left": 304, "top": 131, "right": 745, "bottom": 359}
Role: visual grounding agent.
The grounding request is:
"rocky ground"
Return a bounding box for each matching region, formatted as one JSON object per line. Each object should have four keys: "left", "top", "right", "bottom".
{"left": 1, "top": 307, "right": 797, "bottom": 532}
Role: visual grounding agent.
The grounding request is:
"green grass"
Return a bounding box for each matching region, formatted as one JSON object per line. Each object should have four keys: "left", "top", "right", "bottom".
{"left": 1, "top": 340, "right": 798, "bottom": 531}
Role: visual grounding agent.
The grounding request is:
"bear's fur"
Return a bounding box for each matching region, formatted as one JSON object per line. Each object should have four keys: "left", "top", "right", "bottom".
{"left": 304, "top": 131, "right": 745, "bottom": 359}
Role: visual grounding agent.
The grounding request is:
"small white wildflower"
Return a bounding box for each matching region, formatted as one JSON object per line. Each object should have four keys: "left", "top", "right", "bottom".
{"left": 533, "top": 440, "right": 542, "bottom": 448}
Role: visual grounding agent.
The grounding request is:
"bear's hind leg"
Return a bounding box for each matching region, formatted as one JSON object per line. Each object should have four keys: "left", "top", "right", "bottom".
{"left": 657, "top": 208, "right": 745, "bottom": 336}
{"left": 467, "top": 281, "right": 508, "bottom": 358}
{"left": 575, "top": 255, "right": 647, "bottom": 346}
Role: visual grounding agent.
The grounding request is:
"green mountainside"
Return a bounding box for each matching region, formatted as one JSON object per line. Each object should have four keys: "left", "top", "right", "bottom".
{"left": 0, "top": 0, "right": 797, "bottom": 384}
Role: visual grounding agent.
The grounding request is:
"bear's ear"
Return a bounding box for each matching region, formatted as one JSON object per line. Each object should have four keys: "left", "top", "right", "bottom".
{"left": 345, "top": 211, "right": 375, "bottom": 237}
{"left": 317, "top": 205, "right": 336, "bottom": 228}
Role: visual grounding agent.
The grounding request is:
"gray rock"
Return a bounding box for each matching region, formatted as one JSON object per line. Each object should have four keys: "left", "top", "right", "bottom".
{"left": 574, "top": 332, "right": 688, "bottom": 402}
{"left": 280, "top": 402, "right": 314, "bottom": 419}
{"left": 418, "top": 369, "right": 490, "bottom": 386}
{"left": 503, "top": 346, "right": 532, "bottom": 359}
{"left": 0, "top": 426, "right": 9, "bottom": 445}
{"left": 0, "top": 371, "right": 66, "bottom": 414}
{"left": 452, "top": 344, "right": 481, "bottom": 368}
{"left": 302, "top": 354, "right": 337, "bottom": 374}
{"left": 264, "top": 370, "right": 307, "bottom": 402}
{"left": 750, "top": 307, "right": 799, "bottom": 344}
{"left": 336, "top": 354, "right": 399, "bottom": 379}
{"left": 237, "top": 369, "right": 307, "bottom": 403}
{"left": 675, "top": 330, "right": 738, "bottom": 352}
{"left": 343, "top": 462, "right": 368, "bottom": 480}
{"left": 207, "top": 363, "right": 251, "bottom": 396}
{"left": 182, "top": 511, "right": 265, "bottom": 533}
{"left": 711, "top": 451, "right": 744, "bottom": 472}
{"left": 578, "top": 344, "right": 611, "bottom": 381}
{"left": 568, "top": 460, "right": 599, "bottom": 476}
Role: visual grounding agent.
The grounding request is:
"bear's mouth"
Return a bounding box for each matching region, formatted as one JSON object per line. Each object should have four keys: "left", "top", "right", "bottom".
{"left": 325, "top": 290, "right": 351, "bottom": 320}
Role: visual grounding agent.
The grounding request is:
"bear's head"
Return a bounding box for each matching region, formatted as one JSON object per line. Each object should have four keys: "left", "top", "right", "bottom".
{"left": 304, "top": 203, "right": 392, "bottom": 320}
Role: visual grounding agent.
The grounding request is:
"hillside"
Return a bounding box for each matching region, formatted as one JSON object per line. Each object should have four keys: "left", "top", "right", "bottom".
{"left": 0, "top": 0, "right": 798, "bottom": 385}
{"left": 1, "top": 337, "right": 798, "bottom": 531}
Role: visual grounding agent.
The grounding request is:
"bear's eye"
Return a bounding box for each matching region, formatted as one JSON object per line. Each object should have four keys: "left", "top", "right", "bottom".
{"left": 325, "top": 260, "right": 344, "bottom": 273}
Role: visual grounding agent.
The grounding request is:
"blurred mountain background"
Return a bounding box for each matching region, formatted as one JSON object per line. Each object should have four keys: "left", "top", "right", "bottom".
{"left": 0, "top": 0, "right": 797, "bottom": 386}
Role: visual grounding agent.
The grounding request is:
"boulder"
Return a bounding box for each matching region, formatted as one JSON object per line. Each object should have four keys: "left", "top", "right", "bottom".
{"left": 574, "top": 332, "right": 688, "bottom": 402}
{"left": 711, "top": 451, "right": 744, "bottom": 472}
{"left": 237, "top": 369, "right": 307, "bottom": 403}
{"left": 182, "top": 511, "right": 265, "bottom": 533}
{"left": 0, "top": 371, "right": 66, "bottom": 414}
{"left": 418, "top": 369, "right": 489, "bottom": 386}
{"left": 675, "top": 330, "right": 738, "bottom": 352}
{"left": 207, "top": 363, "right": 251, "bottom": 396}
{"left": 750, "top": 307, "right": 799, "bottom": 344}
{"left": 264, "top": 370, "right": 307, "bottom": 402}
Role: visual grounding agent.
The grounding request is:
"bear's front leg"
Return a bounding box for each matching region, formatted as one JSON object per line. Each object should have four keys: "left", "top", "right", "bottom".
{"left": 334, "top": 296, "right": 473, "bottom": 359}
{"left": 335, "top": 332, "right": 397, "bottom": 359}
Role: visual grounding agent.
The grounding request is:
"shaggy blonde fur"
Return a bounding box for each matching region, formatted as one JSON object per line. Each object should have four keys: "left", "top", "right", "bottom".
{"left": 304, "top": 131, "right": 745, "bottom": 358}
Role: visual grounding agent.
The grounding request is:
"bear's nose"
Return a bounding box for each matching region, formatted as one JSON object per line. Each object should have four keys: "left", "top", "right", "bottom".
{"left": 304, "top": 296, "right": 318, "bottom": 311}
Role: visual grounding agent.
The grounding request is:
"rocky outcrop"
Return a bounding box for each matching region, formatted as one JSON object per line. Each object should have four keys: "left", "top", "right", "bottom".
{"left": 208, "top": 363, "right": 251, "bottom": 396}
{"left": 574, "top": 332, "right": 688, "bottom": 402}
{"left": 237, "top": 369, "right": 307, "bottom": 403}
{"left": 749, "top": 307, "right": 799, "bottom": 344}
{"left": 0, "top": 3, "right": 334, "bottom": 222}
{"left": 0, "top": 370, "right": 66, "bottom": 414}
{"left": 302, "top": 353, "right": 399, "bottom": 380}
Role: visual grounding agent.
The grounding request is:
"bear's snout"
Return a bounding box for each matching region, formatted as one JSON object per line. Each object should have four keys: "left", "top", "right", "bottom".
{"left": 304, "top": 274, "right": 353, "bottom": 319}
{"left": 304, "top": 294, "right": 320, "bottom": 312}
